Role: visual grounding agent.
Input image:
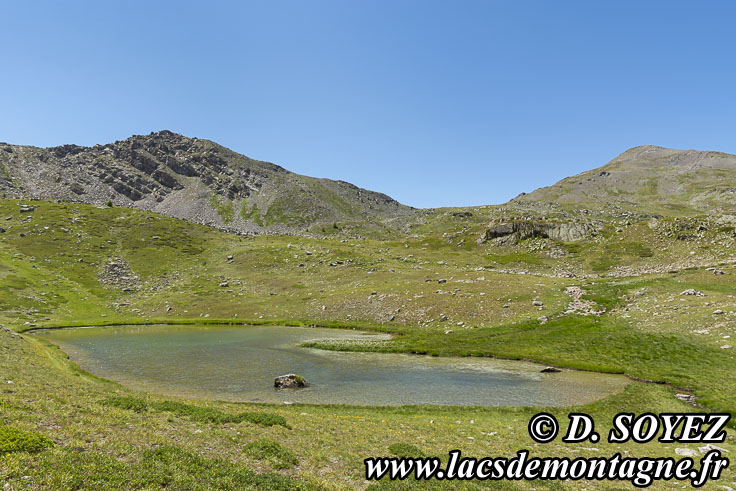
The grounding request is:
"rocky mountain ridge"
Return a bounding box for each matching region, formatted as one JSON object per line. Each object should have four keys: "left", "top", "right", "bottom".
{"left": 2, "top": 133, "right": 736, "bottom": 241}
{"left": 0, "top": 130, "right": 413, "bottom": 236}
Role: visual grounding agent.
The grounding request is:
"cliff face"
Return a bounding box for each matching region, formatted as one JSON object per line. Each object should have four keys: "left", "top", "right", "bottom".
{"left": 0, "top": 130, "right": 413, "bottom": 235}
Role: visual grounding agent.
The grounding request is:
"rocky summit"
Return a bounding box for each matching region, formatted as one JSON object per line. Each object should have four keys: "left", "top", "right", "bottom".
{"left": 510, "top": 145, "right": 736, "bottom": 217}
{"left": 0, "top": 130, "right": 413, "bottom": 236}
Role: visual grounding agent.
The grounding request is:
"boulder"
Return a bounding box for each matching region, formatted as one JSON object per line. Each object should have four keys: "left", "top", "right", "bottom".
{"left": 675, "top": 393, "right": 695, "bottom": 404}
{"left": 540, "top": 366, "right": 561, "bottom": 373}
{"left": 680, "top": 289, "right": 705, "bottom": 297}
{"left": 274, "top": 373, "right": 310, "bottom": 389}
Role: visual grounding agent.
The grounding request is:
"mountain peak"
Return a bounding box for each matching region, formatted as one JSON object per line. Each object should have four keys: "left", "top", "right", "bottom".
{"left": 610, "top": 145, "right": 681, "bottom": 162}
{"left": 0, "top": 132, "right": 412, "bottom": 236}
{"left": 510, "top": 145, "right": 736, "bottom": 216}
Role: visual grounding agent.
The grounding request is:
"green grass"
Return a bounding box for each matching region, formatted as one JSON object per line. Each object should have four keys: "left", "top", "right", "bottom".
{"left": 101, "top": 397, "right": 289, "bottom": 427}
{"left": 0, "top": 426, "right": 54, "bottom": 455}
{"left": 387, "top": 442, "right": 427, "bottom": 459}
{"left": 241, "top": 199, "right": 264, "bottom": 226}
{"left": 591, "top": 241, "right": 654, "bottom": 272}
{"left": 2, "top": 444, "right": 313, "bottom": 489}
{"left": 485, "top": 251, "right": 545, "bottom": 266}
{"left": 243, "top": 440, "right": 299, "bottom": 469}
{"left": 100, "top": 396, "right": 148, "bottom": 412}
{"left": 209, "top": 195, "right": 235, "bottom": 224}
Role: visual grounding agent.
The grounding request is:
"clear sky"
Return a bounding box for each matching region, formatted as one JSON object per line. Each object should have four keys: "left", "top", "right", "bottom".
{"left": 2, "top": 1, "right": 735, "bottom": 208}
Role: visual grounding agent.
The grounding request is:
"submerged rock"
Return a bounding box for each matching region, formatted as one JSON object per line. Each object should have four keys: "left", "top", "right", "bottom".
{"left": 274, "top": 373, "right": 310, "bottom": 389}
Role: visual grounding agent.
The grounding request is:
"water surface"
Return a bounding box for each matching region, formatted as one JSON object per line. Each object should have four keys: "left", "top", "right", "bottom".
{"left": 38, "top": 325, "right": 628, "bottom": 406}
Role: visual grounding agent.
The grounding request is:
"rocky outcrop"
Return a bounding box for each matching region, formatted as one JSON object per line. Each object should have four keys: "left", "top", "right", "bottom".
{"left": 99, "top": 258, "right": 140, "bottom": 291}
{"left": 478, "top": 219, "right": 597, "bottom": 244}
{"left": 274, "top": 373, "right": 310, "bottom": 389}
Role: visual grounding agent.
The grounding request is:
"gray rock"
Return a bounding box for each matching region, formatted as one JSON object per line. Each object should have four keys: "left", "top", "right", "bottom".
{"left": 698, "top": 444, "right": 728, "bottom": 454}
{"left": 675, "top": 393, "right": 695, "bottom": 404}
{"left": 680, "top": 289, "right": 705, "bottom": 297}
{"left": 675, "top": 448, "right": 698, "bottom": 457}
{"left": 274, "top": 373, "right": 310, "bottom": 389}
{"left": 540, "top": 366, "right": 561, "bottom": 373}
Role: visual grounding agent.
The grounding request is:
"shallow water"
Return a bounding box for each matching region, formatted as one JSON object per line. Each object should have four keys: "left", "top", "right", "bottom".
{"left": 38, "top": 325, "right": 629, "bottom": 406}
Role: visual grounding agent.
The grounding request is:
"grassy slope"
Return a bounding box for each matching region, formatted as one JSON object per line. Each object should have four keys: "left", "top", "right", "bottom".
{"left": 1, "top": 198, "right": 736, "bottom": 488}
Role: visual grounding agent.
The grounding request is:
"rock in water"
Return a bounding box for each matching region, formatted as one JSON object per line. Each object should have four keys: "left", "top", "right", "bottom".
{"left": 540, "top": 366, "right": 562, "bottom": 373}
{"left": 274, "top": 373, "right": 310, "bottom": 389}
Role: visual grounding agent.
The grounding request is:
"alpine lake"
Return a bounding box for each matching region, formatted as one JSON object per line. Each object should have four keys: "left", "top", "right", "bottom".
{"left": 37, "top": 324, "right": 629, "bottom": 406}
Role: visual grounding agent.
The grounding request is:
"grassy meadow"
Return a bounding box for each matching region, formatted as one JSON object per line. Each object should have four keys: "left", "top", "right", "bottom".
{"left": 1, "top": 198, "right": 735, "bottom": 488}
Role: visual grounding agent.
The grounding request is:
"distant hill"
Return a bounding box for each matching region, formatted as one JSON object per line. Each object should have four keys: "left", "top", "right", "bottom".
{"left": 510, "top": 145, "right": 736, "bottom": 216}
{"left": 0, "top": 130, "right": 413, "bottom": 235}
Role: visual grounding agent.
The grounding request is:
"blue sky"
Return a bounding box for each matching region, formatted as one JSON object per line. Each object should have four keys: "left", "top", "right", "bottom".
{"left": 2, "top": 1, "right": 735, "bottom": 208}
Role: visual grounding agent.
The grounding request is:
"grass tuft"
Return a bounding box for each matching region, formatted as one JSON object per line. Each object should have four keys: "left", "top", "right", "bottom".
{"left": 388, "top": 442, "right": 427, "bottom": 459}
{"left": 0, "top": 425, "right": 54, "bottom": 455}
{"left": 243, "top": 439, "right": 299, "bottom": 469}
